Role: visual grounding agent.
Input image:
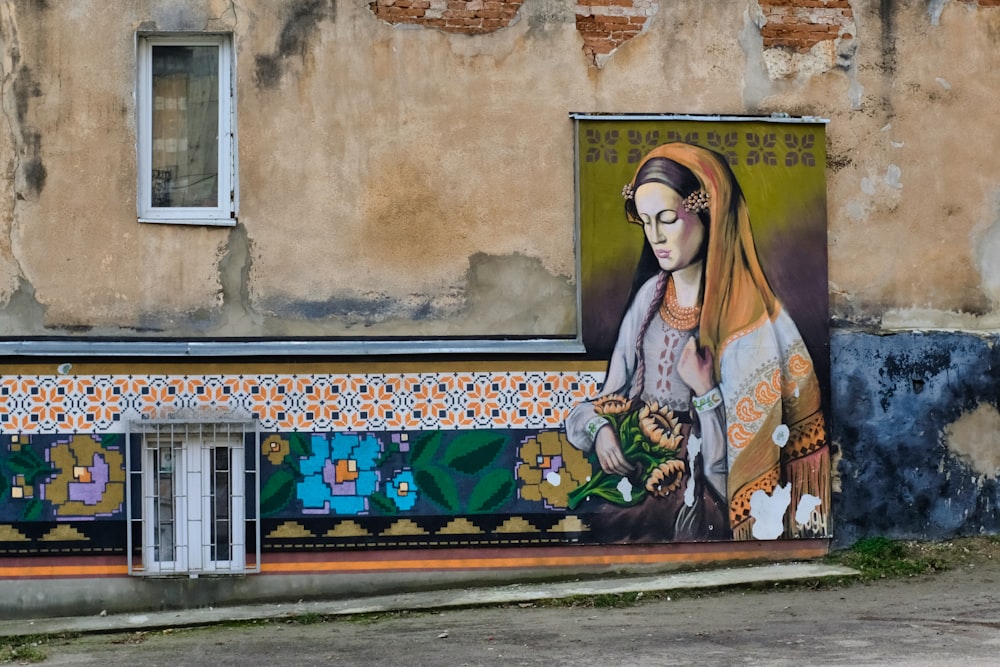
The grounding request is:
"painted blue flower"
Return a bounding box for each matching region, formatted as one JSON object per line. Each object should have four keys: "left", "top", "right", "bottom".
{"left": 296, "top": 433, "right": 383, "bottom": 515}
{"left": 386, "top": 470, "right": 418, "bottom": 511}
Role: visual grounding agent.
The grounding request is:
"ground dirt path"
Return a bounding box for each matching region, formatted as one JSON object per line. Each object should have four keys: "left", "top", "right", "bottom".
{"left": 31, "top": 546, "right": 1000, "bottom": 666}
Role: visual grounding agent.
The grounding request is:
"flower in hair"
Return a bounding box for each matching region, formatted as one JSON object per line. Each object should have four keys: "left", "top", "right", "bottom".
{"left": 683, "top": 189, "right": 710, "bottom": 213}
{"left": 621, "top": 182, "right": 634, "bottom": 200}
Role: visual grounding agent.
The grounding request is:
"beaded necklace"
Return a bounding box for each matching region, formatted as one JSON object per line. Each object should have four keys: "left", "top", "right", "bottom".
{"left": 659, "top": 275, "right": 701, "bottom": 331}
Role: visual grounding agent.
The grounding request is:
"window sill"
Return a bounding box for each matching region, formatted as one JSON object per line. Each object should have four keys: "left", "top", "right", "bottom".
{"left": 138, "top": 217, "right": 237, "bottom": 227}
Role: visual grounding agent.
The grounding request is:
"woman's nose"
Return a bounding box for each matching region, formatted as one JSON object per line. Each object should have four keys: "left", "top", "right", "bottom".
{"left": 652, "top": 221, "right": 667, "bottom": 243}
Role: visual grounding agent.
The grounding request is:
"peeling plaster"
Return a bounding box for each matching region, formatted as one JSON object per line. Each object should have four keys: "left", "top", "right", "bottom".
{"left": 975, "top": 191, "right": 1000, "bottom": 310}
{"left": 0, "top": 275, "right": 46, "bottom": 334}
{"left": 929, "top": 0, "right": 950, "bottom": 25}
{"left": 740, "top": 3, "right": 862, "bottom": 110}
{"left": 832, "top": 332, "right": 1000, "bottom": 545}
{"left": 216, "top": 223, "right": 262, "bottom": 331}
{"left": 943, "top": 403, "right": 1000, "bottom": 478}
{"left": 255, "top": 252, "right": 575, "bottom": 337}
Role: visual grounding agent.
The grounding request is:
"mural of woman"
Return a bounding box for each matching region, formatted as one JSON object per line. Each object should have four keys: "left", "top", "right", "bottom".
{"left": 566, "top": 142, "right": 830, "bottom": 543}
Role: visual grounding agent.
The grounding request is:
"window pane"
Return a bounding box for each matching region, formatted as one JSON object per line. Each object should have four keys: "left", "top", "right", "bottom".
{"left": 151, "top": 45, "right": 219, "bottom": 208}
{"left": 153, "top": 446, "right": 175, "bottom": 562}
{"left": 212, "top": 446, "right": 231, "bottom": 561}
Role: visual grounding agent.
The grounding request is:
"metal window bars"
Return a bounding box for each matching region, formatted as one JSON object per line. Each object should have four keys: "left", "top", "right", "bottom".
{"left": 126, "top": 420, "right": 260, "bottom": 576}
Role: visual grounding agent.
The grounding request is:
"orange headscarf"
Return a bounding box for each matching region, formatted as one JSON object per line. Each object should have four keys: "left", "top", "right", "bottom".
{"left": 626, "top": 142, "right": 779, "bottom": 375}
{"left": 625, "top": 143, "right": 828, "bottom": 539}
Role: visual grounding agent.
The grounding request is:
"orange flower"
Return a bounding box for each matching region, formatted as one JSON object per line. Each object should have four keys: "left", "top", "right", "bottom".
{"left": 638, "top": 401, "right": 683, "bottom": 451}
{"left": 592, "top": 394, "right": 633, "bottom": 416}
{"left": 645, "top": 460, "right": 686, "bottom": 497}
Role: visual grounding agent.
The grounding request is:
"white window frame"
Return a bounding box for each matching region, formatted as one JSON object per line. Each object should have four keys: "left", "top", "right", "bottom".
{"left": 127, "top": 421, "right": 260, "bottom": 577}
{"left": 136, "top": 33, "right": 237, "bottom": 226}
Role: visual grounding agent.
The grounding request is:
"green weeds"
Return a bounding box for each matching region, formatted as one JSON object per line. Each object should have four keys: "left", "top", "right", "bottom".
{"left": 827, "top": 536, "right": 946, "bottom": 580}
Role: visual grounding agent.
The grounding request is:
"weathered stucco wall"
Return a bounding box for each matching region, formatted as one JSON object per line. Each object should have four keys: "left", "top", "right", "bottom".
{"left": 832, "top": 331, "right": 1000, "bottom": 547}
{"left": 2, "top": 1, "right": 999, "bottom": 337}
{"left": 2, "top": 1, "right": 1000, "bottom": 542}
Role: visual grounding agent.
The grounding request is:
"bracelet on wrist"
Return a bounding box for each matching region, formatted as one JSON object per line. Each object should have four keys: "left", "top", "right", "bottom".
{"left": 692, "top": 387, "right": 723, "bottom": 414}
{"left": 585, "top": 416, "right": 610, "bottom": 439}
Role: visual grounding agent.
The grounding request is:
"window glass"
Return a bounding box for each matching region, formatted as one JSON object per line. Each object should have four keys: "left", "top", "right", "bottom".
{"left": 150, "top": 45, "right": 220, "bottom": 208}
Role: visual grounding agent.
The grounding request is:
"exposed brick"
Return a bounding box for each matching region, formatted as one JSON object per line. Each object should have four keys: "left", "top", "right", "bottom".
{"left": 575, "top": 0, "right": 656, "bottom": 65}
{"left": 757, "top": 0, "right": 854, "bottom": 52}
{"left": 370, "top": 0, "right": 523, "bottom": 32}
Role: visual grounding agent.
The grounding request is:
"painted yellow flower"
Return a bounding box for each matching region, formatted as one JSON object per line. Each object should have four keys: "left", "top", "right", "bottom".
{"left": 47, "top": 435, "right": 126, "bottom": 518}
{"left": 644, "top": 460, "right": 686, "bottom": 497}
{"left": 638, "top": 402, "right": 684, "bottom": 451}
{"left": 262, "top": 435, "right": 290, "bottom": 465}
{"left": 592, "top": 394, "right": 633, "bottom": 416}
{"left": 517, "top": 431, "right": 592, "bottom": 509}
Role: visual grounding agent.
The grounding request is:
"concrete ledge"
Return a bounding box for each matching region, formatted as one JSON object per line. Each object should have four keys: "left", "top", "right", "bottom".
{"left": 0, "top": 562, "right": 858, "bottom": 638}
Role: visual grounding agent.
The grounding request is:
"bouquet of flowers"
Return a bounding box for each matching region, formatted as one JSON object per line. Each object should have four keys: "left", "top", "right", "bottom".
{"left": 567, "top": 395, "right": 688, "bottom": 509}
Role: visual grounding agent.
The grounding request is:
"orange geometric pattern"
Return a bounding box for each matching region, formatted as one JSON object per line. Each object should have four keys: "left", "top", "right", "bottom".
{"left": 0, "top": 372, "right": 606, "bottom": 434}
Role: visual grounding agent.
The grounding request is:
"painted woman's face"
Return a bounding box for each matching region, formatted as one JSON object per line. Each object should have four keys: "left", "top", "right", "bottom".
{"left": 634, "top": 182, "right": 706, "bottom": 273}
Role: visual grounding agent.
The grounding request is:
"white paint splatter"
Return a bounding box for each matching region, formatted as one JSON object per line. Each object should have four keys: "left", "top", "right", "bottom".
{"left": 795, "top": 494, "right": 822, "bottom": 525}
{"left": 750, "top": 483, "right": 791, "bottom": 540}
{"left": 684, "top": 434, "right": 702, "bottom": 507}
{"left": 772, "top": 424, "right": 790, "bottom": 448}
{"left": 616, "top": 477, "right": 633, "bottom": 503}
{"left": 545, "top": 471, "right": 561, "bottom": 487}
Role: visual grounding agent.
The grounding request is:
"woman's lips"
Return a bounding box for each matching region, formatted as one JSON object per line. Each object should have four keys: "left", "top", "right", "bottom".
{"left": 655, "top": 249, "right": 671, "bottom": 258}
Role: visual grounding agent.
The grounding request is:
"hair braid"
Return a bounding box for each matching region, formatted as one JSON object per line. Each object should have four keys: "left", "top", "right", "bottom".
{"left": 630, "top": 271, "right": 669, "bottom": 401}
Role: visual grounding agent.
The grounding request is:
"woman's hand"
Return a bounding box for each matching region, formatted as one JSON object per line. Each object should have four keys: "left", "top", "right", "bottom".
{"left": 594, "top": 425, "right": 636, "bottom": 477}
{"left": 678, "top": 336, "right": 715, "bottom": 396}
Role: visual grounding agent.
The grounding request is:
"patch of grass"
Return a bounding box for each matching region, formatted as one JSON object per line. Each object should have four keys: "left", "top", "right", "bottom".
{"left": 0, "top": 637, "right": 47, "bottom": 663}
{"left": 828, "top": 536, "right": 947, "bottom": 581}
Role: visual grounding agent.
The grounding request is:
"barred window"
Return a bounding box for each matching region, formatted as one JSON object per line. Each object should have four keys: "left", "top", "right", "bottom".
{"left": 127, "top": 420, "right": 259, "bottom": 576}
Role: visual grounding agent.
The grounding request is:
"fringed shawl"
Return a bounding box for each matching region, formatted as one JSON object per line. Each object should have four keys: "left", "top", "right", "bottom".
{"left": 625, "top": 143, "right": 830, "bottom": 539}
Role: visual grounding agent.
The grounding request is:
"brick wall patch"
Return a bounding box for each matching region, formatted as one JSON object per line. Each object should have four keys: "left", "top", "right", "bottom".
{"left": 369, "top": 0, "right": 524, "bottom": 34}
{"left": 576, "top": 0, "right": 658, "bottom": 67}
{"left": 752, "top": 0, "right": 858, "bottom": 80}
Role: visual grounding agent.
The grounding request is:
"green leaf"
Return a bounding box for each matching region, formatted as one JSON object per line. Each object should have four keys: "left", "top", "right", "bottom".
{"left": 22, "top": 498, "right": 45, "bottom": 521}
{"left": 567, "top": 470, "right": 646, "bottom": 510}
{"left": 288, "top": 432, "right": 312, "bottom": 458}
{"left": 259, "top": 469, "right": 296, "bottom": 517}
{"left": 409, "top": 431, "right": 442, "bottom": 470}
{"left": 467, "top": 469, "right": 515, "bottom": 513}
{"left": 375, "top": 440, "right": 400, "bottom": 467}
{"left": 441, "top": 432, "right": 507, "bottom": 475}
{"left": 8, "top": 449, "right": 54, "bottom": 485}
{"left": 368, "top": 491, "right": 397, "bottom": 515}
{"left": 414, "top": 467, "right": 460, "bottom": 512}
{"left": 100, "top": 433, "right": 123, "bottom": 448}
